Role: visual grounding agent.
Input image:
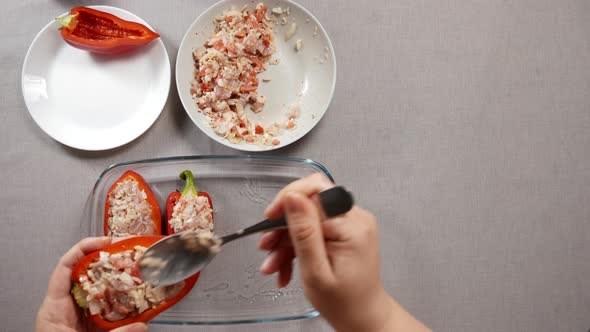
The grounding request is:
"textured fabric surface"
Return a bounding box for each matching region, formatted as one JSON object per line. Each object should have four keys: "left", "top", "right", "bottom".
{"left": 1, "top": 0, "right": 590, "bottom": 331}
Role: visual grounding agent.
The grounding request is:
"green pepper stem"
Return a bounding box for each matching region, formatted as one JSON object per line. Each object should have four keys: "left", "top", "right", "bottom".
{"left": 179, "top": 170, "right": 198, "bottom": 196}
{"left": 55, "top": 14, "right": 74, "bottom": 29}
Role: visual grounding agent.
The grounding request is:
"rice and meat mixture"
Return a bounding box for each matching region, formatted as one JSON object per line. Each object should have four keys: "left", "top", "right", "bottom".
{"left": 168, "top": 193, "right": 214, "bottom": 233}
{"left": 75, "top": 246, "right": 185, "bottom": 322}
{"left": 191, "top": 3, "right": 297, "bottom": 146}
{"left": 106, "top": 179, "right": 157, "bottom": 237}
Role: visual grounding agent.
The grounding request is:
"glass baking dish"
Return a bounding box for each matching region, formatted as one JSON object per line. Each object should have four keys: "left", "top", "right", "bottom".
{"left": 80, "top": 155, "right": 333, "bottom": 325}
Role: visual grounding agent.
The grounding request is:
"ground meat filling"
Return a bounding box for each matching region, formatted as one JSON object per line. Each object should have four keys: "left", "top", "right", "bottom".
{"left": 169, "top": 194, "right": 214, "bottom": 233}
{"left": 107, "top": 179, "right": 156, "bottom": 237}
{"left": 77, "top": 246, "right": 185, "bottom": 322}
{"left": 191, "top": 3, "right": 297, "bottom": 146}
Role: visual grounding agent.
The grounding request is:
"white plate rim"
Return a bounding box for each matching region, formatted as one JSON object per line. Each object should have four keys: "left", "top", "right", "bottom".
{"left": 175, "top": 0, "right": 337, "bottom": 152}
{"left": 21, "top": 5, "right": 171, "bottom": 151}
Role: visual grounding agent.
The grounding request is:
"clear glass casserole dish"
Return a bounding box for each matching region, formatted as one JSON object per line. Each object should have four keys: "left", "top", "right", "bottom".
{"left": 81, "top": 155, "right": 333, "bottom": 325}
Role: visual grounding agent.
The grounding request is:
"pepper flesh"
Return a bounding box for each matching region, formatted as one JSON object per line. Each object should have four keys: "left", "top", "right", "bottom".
{"left": 57, "top": 7, "right": 160, "bottom": 54}
{"left": 165, "top": 170, "right": 214, "bottom": 235}
{"left": 104, "top": 170, "right": 162, "bottom": 236}
{"left": 71, "top": 236, "right": 199, "bottom": 330}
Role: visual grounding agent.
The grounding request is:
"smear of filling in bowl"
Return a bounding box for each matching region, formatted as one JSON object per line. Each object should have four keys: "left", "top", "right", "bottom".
{"left": 190, "top": 3, "right": 299, "bottom": 146}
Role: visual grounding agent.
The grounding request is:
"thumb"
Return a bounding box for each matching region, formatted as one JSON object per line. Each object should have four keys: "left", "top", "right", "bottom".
{"left": 110, "top": 322, "right": 148, "bottom": 332}
{"left": 284, "top": 192, "right": 333, "bottom": 284}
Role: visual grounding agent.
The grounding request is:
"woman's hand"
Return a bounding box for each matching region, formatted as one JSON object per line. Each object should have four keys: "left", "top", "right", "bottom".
{"left": 259, "top": 174, "right": 431, "bottom": 332}
{"left": 35, "top": 237, "right": 147, "bottom": 332}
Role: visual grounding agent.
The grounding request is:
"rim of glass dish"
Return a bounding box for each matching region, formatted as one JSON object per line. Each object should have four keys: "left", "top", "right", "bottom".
{"left": 95, "top": 155, "right": 333, "bottom": 188}
{"left": 151, "top": 310, "right": 320, "bottom": 326}
{"left": 92, "top": 155, "right": 329, "bottom": 324}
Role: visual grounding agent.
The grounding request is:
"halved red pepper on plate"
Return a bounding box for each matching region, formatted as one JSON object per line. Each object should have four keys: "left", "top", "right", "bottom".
{"left": 71, "top": 236, "right": 199, "bottom": 330}
{"left": 165, "top": 170, "right": 214, "bottom": 235}
{"left": 56, "top": 7, "right": 160, "bottom": 54}
{"left": 104, "top": 170, "right": 162, "bottom": 236}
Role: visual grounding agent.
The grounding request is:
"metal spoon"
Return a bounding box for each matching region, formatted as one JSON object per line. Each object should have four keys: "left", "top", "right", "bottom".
{"left": 139, "top": 186, "right": 354, "bottom": 287}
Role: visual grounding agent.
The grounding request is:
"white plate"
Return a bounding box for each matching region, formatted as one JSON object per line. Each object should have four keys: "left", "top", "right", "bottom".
{"left": 176, "top": 0, "right": 336, "bottom": 151}
{"left": 22, "top": 6, "right": 170, "bottom": 151}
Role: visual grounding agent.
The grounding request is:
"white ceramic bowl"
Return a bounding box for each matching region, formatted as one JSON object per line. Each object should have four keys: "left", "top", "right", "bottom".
{"left": 21, "top": 6, "right": 170, "bottom": 151}
{"left": 176, "top": 0, "right": 336, "bottom": 151}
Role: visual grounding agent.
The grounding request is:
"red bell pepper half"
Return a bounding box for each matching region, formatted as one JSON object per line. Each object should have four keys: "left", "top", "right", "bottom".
{"left": 71, "top": 236, "right": 199, "bottom": 330}
{"left": 56, "top": 7, "right": 160, "bottom": 54}
{"left": 165, "top": 170, "right": 214, "bottom": 235}
{"left": 104, "top": 170, "right": 162, "bottom": 236}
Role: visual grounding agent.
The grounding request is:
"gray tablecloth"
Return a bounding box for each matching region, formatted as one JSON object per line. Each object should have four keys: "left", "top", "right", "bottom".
{"left": 2, "top": 0, "right": 589, "bottom": 331}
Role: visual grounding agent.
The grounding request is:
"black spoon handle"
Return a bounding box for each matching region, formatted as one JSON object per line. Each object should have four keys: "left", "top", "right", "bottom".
{"left": 220, "top": 186, "right": 354, "bottom": 244}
